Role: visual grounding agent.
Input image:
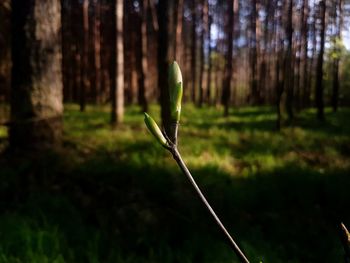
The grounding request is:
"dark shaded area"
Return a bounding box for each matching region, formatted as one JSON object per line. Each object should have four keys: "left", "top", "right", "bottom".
{"left": 0, "top": 150, "right": 349, "bottom": 262}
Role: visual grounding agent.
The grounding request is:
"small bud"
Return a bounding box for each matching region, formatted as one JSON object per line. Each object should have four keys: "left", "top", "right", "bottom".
{"left": 144, "top": 112, "right": 169, "bottom": 148}
{"left": 169, "top": 61, "right": 183, "bottom": 122}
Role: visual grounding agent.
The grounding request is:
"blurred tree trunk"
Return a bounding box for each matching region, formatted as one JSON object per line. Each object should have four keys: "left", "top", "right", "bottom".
{"left": 10, "top": 0, "right": 63, "bottom": 149}
{"left": 206, "top": 14, "right": 212, "bottom": 105}
{"left": 71, "top": 0, "right": 81, "bottom": 103}
{"left": 215, "top": 54, "right": 221, "bottom": 107}
{"left": 308, "top": 11, "right": 317, "bottom": 109}
{"left": 249, "top": 0, "right": 259, "bottom": 105}
{"left": 251, "top": 0, "right": 258, "bottom": 104}
{"left": 275, "top": 0, "right": 284, "bottom": 130}
{"left": 92, "top": 0, "right": 102, "bottom": 104}
{"left": 315, "top": 0, "right": 326, "bottom": 121}
{"left": 157, "top": 0, "right": 174, "bottom": 137}
{"left": 0, "top": 0, "right": 11, "bottom": 104}
{"left": 332, "top": 0, "right": 343, "bottom": 112}
{"left": 174, "top": 0, "right": 184, "bottom": 63}
{"left": 100, "top": 0, "right": 113, "bottom": 104}
{"left": 123, "top": 0, "right": 135, "bottom": 105}
{"left": 80, "top": 0, "right": 90, "bottom": 112}
{"left": 295, "top": 3, "right": 303, "bottom": 112}
{"left": 221, "top": 0, "right": 234, "bottom": 117}
{"left": 138, "top": 0, "right": 149, "bottom": 112}
{"left": 149, "top": 0, "right": 159, "bottom": 32}
{"left": 111, "top": 0, "right": 124, "bottom": 124}
{"left": 61, "top": 0, "right": 74, "bottom": 102}
{"left": 275, "top": 46, "right": 284, "bottom": 130}
{"left": 191, "top": 0, "right": 197, "bottom": 103}
{"left": 301, "top": 0, "right": 309, "bottom": 109}
{"left": 285, "top": 0, "right": 294, "bottom": 121}
{"left": 198, "top": 0, "right": 208, "bottom": 107}
{"left": 259, "top": 0, "right": 270, "bottom": 105}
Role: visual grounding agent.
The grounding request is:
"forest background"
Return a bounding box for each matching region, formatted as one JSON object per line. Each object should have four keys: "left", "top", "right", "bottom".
{"left": 0, "top": 0, "right": 350, "bottom": 262}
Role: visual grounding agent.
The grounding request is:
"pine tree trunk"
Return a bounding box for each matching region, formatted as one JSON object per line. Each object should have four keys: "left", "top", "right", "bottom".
{"left": 259, "top": 0, "right": 270, "bottom": 104}
{"left": 206, "top": 14, "right": 212, "bottom": 105}
{"left": 80, "top": 0, "right": 89, "bottom": 112}
{"left": 332, "top": 0, "right": 342, "bottom": 112}
{"left": 275, "top": 0, "right": 284, "bottom": 130}
{"left": 301, "top": 0, "right": 309, "bottom": 109}
{"left": 198, "top": 0, "right": 208, "bottom": 107}
{"left": 221, "top": 0, "right": 234, "bottom": 117}
{"left": 249, "top": 0, "right": 259, "bottom": 105}
{"left": 308, "top": 12, "right": 317, "bottom": 109}
{"left": 315, "top": 0, "right": 326, "bottom": 121}
{"left": 295, "top": 7, "right": 302, "bottom": 112}
{"left": 138, "top": 0, "right": 149, "bottom": 112}
{"left": 93, "top": 0, "right": 102, "bottom": 104}
{"left": 174, "top": 0, "right": 184, "bottom": 63}
{"left": 285, "top": 0, "right": 294, "bottom": 121}
{"left": 191, "top": 0, "right": 197, "bottom": 103}
{"left": 111, "top": 0, "right": 124, "bottom": 124}
{"left": 71, "top": 0, "right": 81, "bottom": 103}
{"left": 10, "top": 0, "right": 63, "bottom": 149}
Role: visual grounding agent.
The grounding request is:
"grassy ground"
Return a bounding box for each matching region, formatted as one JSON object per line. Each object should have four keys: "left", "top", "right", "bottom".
{"left": 0, "top": 104, "right": 349, "bottom": 262}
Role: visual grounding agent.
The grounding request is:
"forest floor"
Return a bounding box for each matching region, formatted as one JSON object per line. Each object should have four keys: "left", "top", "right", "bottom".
{"left": 0, "top": 104, "right": 349, "bottom": 263}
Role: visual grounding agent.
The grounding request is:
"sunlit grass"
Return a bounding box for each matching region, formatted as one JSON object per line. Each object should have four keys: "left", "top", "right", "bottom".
{"left": 63, "top": 103, "right": 350, "bottom": 176}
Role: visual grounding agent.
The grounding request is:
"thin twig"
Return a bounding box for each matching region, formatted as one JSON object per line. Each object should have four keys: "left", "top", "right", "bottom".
{"left": 341, "top": 223, "right": 350, "bottom": 263}
{"left": 144, "top": 61, "right": 249, "bottom": 262}
{"left": 168, "top": 145, "right": 250, "bottom": 263}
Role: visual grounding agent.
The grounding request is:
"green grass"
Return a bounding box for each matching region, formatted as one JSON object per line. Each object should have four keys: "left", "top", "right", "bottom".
{"left": 0, "top": 104, "right": 349, "bottom": 262}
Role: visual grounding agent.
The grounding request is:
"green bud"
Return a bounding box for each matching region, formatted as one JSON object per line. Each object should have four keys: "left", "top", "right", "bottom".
{"left": 169, "top": 61, "right": 183, "bottom": 122}
{"left": 144, "top": 112, "right": 169, "bottom": 148}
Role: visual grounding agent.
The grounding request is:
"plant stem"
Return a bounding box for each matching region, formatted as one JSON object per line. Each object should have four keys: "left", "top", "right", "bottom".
{"left": 340, "top": 223, "right": 350, "bottom": 263}
{"left": 170, "top": 147, "right": 250, "bottom": 263}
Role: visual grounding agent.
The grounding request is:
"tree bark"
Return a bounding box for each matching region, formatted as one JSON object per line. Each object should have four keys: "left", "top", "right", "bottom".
{"left": 308, "top": 11, "right": 317, "bottom": 109}
{"left": 71, "top": 0, "right": 81, "bottom": 103}
{"left": 191, "top": 0, "right": 197, "bottom": 104}
{"left": 275, "top": 0, "right": 284, "bottom": 130}
{"left": 259, "top": 0, "right": 271, "bottom": 104}
{"left": 315, "top": 0, "right": 326, "bottom": 121}
{"left": 138, "top": 0, "right": 149, "bottom": 112}
{"left": 301, "top": 0, "right": 309, "bottom": 109}
{"left": 10, "top": 0, "right": 63, "bottom": 149}
{"left": 174, "top": 0, "right": 184, "bottom": 63}
{"left": 249, "top": 0, "right": 259, "bottom": 105}
{"left": 285, "top": 0, "right": 294, "bottom": 121}
{"left": 332, "top": 0, "right": 342, "bottom": 112}
{"left": 111, "top": 0, "right": 124, "bottom": 124}
{"left": 198, "top": 0, "right": 208, "bottom": 107}
{"left": 80, "top": 0, "right": 89, "bottom": 112}
{"left": 221, "top": 0, "right": 234, "bottom": 117}
{"left": 93, "top": 0, "right": 102, "bottom": 104}
{"left": 62, "top": 0, "right": 77, "bottom": 102}
{"left": 206, "top": 14, "right": 212, "bottom": 105}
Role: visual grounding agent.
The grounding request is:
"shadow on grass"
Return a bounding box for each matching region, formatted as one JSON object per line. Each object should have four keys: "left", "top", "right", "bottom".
{"left": 218, "top": 119, "right": 277, "bottom": 132}
{"left": 296, "top": 109, "right": 350, "bottom": 136}
{"left": 190, "top": 107, "right": 350, "bottom": 136}
{"left": 0, "top": 148, "right": 349, "bottom": 263}
{"left": 190, "top": 115, "right": 277, "bottom": 133}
